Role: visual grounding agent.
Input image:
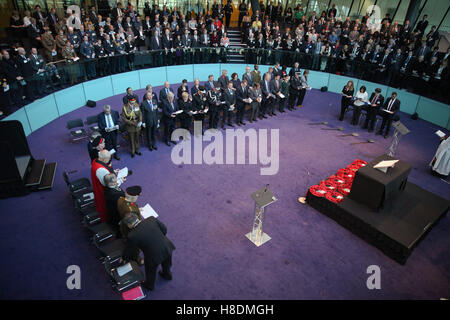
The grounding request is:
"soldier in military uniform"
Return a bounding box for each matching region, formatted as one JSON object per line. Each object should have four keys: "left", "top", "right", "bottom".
{"left": 117, "top": 186, "right": 144, "bottom": 263}
{"left": 121, "top": 97, "right": 142, "bottom": 157}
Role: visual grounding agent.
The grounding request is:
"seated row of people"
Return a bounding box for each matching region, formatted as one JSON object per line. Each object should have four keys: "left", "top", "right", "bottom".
{"left": 339, "top": 81, "right": 400, "bottom": 138}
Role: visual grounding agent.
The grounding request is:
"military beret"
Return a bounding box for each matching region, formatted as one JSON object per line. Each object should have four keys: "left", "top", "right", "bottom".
{"left": 92, "top": 136, "right": 103, "bottom": 147}
{"left": 126, "top": 185, "right": 142, "bottom": 196}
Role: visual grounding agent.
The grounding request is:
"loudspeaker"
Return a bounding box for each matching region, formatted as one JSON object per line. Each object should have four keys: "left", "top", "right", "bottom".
{"left": 86, "top": 100, "right": 96, "bottom": 108}
{"left": 411, "top": 112, "right": 418, "bottom": 120}
{"left": 321, "top": 86, "right": 328, "bottom": 92}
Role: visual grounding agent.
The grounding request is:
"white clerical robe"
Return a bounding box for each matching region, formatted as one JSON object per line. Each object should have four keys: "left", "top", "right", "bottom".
{"left": 430, "top": 137, "right": 450, "bottom": 176}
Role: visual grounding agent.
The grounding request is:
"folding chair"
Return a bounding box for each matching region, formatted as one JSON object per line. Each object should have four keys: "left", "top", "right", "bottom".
{"left": 85, "top": 115, "right": 100, "bottom": 135}
{"left": 62, "top": 171, "right": 91, "bottom": 194}
{"left": 86, "top": 222, "right": 115, "bottom": 244}
{"left": 95, "top": 238, "right": 126, "bottom": 266}
{"left": 67, "top": 118, "right": 88, "bottom": 141}
{"left": 104, "top": 260, "right": 144, "bottom": 292}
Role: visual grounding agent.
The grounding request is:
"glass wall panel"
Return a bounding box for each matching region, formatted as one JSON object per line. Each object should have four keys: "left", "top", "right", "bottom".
{"left": 331, "top": 0, "right": 353, "bottom": 19}
{"left": 419, "top": 0, "right": 448, "bottom": 35}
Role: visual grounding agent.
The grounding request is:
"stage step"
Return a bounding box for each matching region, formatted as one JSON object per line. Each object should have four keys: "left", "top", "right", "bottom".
{"left": 25, "top": 159, "right": 46, "bottom": 187}
{"left": 38, "top": 162, "right": 57, "bottom": 190}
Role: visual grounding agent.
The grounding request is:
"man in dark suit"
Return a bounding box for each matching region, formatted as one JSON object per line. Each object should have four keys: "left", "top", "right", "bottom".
{"left": 104, "top": 173, "right": 125, "bottom": 234}
{"left": 205, "top": 75, "right": 217, "bottom": 92}
{"left": 222, "top": 81, "right": 236, "bottom": 128}
{"left": 270, "top": 74, "right": 283, "bottom": 113}
{"left": 415, "top": 15, "right": 428, "bottom": 37}
{"left": 377, "top": 92, "right": 400, "bottom": 138}
{"left": 141, "top": 91, "right": 159, "bottom": 151}
{"left": 235, "top": 79, "right": 249, "bottom": 125}
{"left": 162, "top": 91, "right": 178, "bottom": 146}
{"left": 97, "top": 104, "right": 121, "bottom": 160}
{"left": 159, "top": 81, "right": 174, "bottom": 104}
{"left": 123, "top": 87, "right": 139, "bottom": 105}
{"left": 122, "top": 213, "right": 175, "bottom": 291}
{"left": 288, "top": 71, "right": 301, "bottom": 110}
{"left": 218, "top": 69, "right": 229, "bottom": 91}
{"left": 261, "top": 73, "right": 274, "bottom": 116}
{"left": 151, "top": 30, "right": 163, "bottom": 66}
{"left": 362, "top": 88, "right": 384, "bottom": 132}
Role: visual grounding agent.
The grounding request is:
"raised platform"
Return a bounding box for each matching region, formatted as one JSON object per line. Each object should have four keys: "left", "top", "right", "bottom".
{"left": 306, "top": 182, "right": 449, "bottom": 264}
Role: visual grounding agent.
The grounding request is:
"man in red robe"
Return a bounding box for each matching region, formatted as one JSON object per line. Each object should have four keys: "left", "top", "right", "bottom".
{"left": 91, "top": 149, "right": 115, "bottom": 222}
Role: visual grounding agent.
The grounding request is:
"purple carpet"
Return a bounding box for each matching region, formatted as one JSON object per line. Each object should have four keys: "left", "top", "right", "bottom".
{"left": 0, "top": 84, "right": 449, "bottom": 300}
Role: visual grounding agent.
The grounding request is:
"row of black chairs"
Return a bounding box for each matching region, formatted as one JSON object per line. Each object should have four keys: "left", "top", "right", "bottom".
{"left": 66, "top": 116, "right": 100, "bottom": 142}
{"left": 62, "top": 171, "right": 145, "bottom": 295}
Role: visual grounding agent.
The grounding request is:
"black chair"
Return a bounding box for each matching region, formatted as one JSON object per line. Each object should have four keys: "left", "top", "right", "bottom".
{"left": 85, "top": 115, "right": 100, "bottom": 134}
{"left": 62, "top": 171, "right": 91, "bottom": 194}
{"left": 86, "top": 222, "right": 115, "bottom": 244}
{"left": 67, "top": 118, "right": 88, "bottom": 141}
{"left": 104, "top": 260, "right": 144, "bottom": 292}
{"left": 95, "top": 238, "right": 126, "bottom": 266}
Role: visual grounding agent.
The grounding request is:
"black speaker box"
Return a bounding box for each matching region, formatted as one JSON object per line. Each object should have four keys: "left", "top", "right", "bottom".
{"left": 321, "top": 86, "right": 328, "bottom": 92}
{"left": 86, "top": 100, "right": 96, "bottom": 108}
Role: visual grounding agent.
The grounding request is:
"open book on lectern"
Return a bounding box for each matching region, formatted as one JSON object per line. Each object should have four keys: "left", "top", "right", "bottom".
{"left": 373, "top": 160, "right": 399, "bottom": 173}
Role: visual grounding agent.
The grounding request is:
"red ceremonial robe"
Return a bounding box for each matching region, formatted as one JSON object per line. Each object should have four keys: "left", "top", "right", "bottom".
{"left": 91, "top": 159, "right": 114, "bottom": 222}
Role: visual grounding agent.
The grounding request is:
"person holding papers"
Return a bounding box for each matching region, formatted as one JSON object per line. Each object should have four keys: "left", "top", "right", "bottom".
{"left": 178, "top": 92, "right": 194, "bottom": 133}
{"left": 350, "top": 85, "right": 369, "bottom": 125}
{"left": 91, "top": 150, "right": 116, "bottom": 222}
{"left": 236, "top": 79, "right": 250, "bottom": 126}
{"left": 339, "top": 80, "right": 354, "bottom": 121}
{"left": 270, "top": 73, "right": 283, "bottom": 114}
{"left": 121, "top": 97, "right": 142, "bottom": 157}
{"left": 377, "top": 92, "right": 400, "bottom": 138}
{"left": 362, "top": 88, "right": 384, "bottom": 132}
{"left": 297, "top": 69, "right": 310, "bottom": 108}
{"left": 122, "top": 212, "right": 175, "bottom": 291}
{"left": 162, "top": 92, "right": 179, "bottom": 146}
{"left": 98, "top": 104, "right": 120, "bottom": 160}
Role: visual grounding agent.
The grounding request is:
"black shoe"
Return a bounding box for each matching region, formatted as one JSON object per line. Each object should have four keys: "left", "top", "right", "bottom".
{"left": 159, "top": 271, "right": 172, "bottom": 280}
{"left": 149, "top": 146, "right": 153, "bottom": 151}
{"left": 227, "top": 123, "right": 234, "bottom": 127}
{"left": 376, "top": 131, "right": 382, "bottom": 136}
{"left": 166, "top": 141, "right": 171, "bottom": 146}
{"left": 249, "top": 120, "right": 253, "bottom": 123}
{"left": 171, "top": 141, "right": 177, "bottom": 145}
{"left": 113, "top": 154, "right": 120, "bottom": 160}
{"left": 142, "top": 281, "right": 154, "bottom": 291}
{"left": 263, "top": 115, "right": 268, "bottom": 119}
{"left": 237, "top": 122, "right": 241, "bottom": 126}
{"left": 362, "top": 125, "right": 368, "bottom": 129}
{"left": 253, "top": 118, "right": 258, "bottom": 122}
{"left": 259, "top": 116, "right": 263, "bottom": 119}
{"left": 241, "top": 121, "right": 246, "bottom": 125}
{"left": 221, "top": 126, "right": 225, "bottom": 130}
{"left": 131, "top": 153, "right": 135, "bottom": 158}
{"left": 152, "top": 145, "right": 158, "bottom": 150}
{"left": 338, "top": 117, "right": 343, "bottom": 121}
{"left": 280, "top": 110, "right": 285, "bottom": 113}
{"left": 135, "top": 151, "right": 142, "bottom": 156}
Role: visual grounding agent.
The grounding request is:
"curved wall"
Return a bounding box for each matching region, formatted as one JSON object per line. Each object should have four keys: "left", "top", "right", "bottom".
{"left": 3, "top": 63, "right": 450, "bottom": 136}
